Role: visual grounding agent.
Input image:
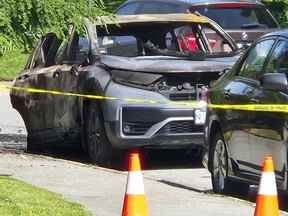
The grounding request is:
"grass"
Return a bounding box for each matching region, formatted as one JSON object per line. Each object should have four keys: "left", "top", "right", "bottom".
{"left": 0, "top": 50, "right": 28, "bottom": 81}
{"left": 0, "top": 0, "right": 121, "bottom": 81}
{"left": 0, "top": 176, "right": 92, "bottom": 216}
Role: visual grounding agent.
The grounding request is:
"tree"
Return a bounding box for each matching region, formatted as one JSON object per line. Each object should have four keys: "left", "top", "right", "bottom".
{"left": 0, "top": 0, "right": 110, "bottom": 56}
{"left": 263, "top": 0, "right": 288, "bottom": 27}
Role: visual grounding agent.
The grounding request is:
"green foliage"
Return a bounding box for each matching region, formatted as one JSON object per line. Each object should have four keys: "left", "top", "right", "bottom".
{"left": 0, "top": 49, "right": 28, "bottom": 80}
{"left": 0, "top": 0, "right": 109, "bottom": 56}
{"left": 263, "top": 0, "right": 288, "bottom": 27}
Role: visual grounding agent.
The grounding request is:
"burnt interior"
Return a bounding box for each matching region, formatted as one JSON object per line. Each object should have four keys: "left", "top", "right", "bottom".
{"left": 152, "top": 73, "right": 215, "bottom": 101}
{"left": 97, "top": 20, "right": 235, "bottom": 58}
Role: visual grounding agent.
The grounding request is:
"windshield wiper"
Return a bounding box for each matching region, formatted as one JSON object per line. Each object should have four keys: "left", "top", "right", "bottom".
{"left": 143, "top": 41, "right": 205, "bottom": 60}
{"left": 241, "top": 23, "right": 267, "bottom": 29}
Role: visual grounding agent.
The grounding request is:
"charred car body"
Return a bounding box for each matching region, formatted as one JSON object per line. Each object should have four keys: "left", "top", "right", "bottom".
{"left": 11, "top": 14, "right": 239, "bottom": 164}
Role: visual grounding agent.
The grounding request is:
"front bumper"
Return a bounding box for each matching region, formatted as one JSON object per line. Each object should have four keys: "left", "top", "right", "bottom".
{"left": 102, "top": 81, "right": 206, "bottom": 149}
{"left": 105, "top": 105, "right": 206, "bottom": 149}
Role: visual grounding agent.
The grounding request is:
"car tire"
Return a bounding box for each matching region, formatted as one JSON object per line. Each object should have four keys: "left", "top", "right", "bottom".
{"left": 84, "top": 102, "right": 112, "bottom": 165}
{"left": 210, "top": 132, "right": 230, "bottom": 194}
{"left": 26, "top": 135, "right": 42, "bottom": 152}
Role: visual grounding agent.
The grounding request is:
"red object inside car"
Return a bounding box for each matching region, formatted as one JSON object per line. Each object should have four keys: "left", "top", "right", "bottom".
{"left": 178, "top": 33, "right": 198, "bottom": 52}
{"left": 178, "top": 33, "right": 217, "bottom": 52}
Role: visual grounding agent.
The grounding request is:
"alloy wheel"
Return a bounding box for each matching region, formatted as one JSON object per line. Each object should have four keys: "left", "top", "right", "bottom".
{"left": 213, "top": 138, "right": 228, "bottom": 192}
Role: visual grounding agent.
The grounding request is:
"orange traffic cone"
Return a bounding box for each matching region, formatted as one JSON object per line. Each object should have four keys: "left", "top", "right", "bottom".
{"left": 122, "top": 150, "right": 148, "bottom": 216}
{"left": 254, "top": 156, "right": 279, "bottom": 216}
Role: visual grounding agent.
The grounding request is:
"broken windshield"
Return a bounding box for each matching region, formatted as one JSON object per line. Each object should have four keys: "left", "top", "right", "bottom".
{"left": 96, "top": 22, "right": 235, "bottom": 58}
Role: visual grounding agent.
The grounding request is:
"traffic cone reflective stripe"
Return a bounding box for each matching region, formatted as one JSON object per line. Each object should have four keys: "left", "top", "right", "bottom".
{"left": 254, "top": 156, "right": 279, "bottom": 216}
{"left": 122, "top": 150, "right": 148, "bottom": 216}
{"left": 258, "top": 172, "right": 277, "bottom": 196}
{"left": 126, "top": 171, "right": 145, "bottom": 195}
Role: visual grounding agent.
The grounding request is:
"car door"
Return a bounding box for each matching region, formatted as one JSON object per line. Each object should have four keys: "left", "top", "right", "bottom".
{"left": 11, "top": 39, "right": 43, "bottom": 133}
{"left": 12, "top": 33, "right": 62, "bottom": 138}
{"left": 223, "top": 39, "right": 275, "bottom": 174}
{"left": 247, "top": 39, "right": 288, "bottom": 183}
{"left": 46, "top": 27, "right": 90, "bottom": 145}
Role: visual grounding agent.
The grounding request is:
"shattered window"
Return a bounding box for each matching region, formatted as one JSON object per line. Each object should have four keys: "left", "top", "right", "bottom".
{"left": 202, "top": 26, "right": 233, "bottom": 54}
{"left": 99, "top": 36, "right": 139, "bottom": 57}
{"left": 63, "top": 30, "right": 90, "bottom": 64}
{"left": 96, "top": 22, "right": 235, "bottom": 58}
{"left": 55, "top": 40, "right": 68, "bottom": 64}
{"left": 174, "top": 26, "right": 199, "bottom": 53}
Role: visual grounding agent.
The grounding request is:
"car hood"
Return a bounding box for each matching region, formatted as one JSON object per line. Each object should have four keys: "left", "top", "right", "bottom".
{"left": 100, "top": 55, "right": 239, "bottom": 74}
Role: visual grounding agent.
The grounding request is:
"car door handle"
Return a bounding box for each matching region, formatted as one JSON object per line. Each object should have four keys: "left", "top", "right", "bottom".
{"left": 70, "top": 65, "right": 79, "bottom": 77}
{"left": 53, "top": 70, "right": 60, "bottom": 78}
{"left": 224, "top": 89, "right": 231, "bottom": 100}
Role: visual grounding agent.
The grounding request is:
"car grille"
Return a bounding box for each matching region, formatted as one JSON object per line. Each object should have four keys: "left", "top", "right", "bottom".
{"left": 122, "top": 121, "right": 156, "bottom": 136}
{"left": 157, "top": 121, "right": 203, "bottom": 135}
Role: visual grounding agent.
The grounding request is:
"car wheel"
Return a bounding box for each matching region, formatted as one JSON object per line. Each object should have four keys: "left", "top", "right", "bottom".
{"left": 210, "top": 132, "right": 229, "bottom": 194}
{"left": 84, "top": 102, "right": 112, "bottom": 165}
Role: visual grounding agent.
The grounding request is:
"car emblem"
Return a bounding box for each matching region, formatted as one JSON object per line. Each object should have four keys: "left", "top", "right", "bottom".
{"left": 241, "top": 32, "right": 248, "bottom": 41}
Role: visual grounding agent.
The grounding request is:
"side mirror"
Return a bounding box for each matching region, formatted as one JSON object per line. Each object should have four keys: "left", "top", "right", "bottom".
{"left": 261, "top": 73, "right": 288, "bottom": 91}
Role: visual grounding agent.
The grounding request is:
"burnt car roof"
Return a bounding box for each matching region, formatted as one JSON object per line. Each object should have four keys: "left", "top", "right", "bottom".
{"left": 94, "top": 13, "right": 210, "bottom": 26}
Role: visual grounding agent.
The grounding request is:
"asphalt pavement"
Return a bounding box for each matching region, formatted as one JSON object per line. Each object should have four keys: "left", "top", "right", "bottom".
{"left": 0, "top": 88, "right": 287, "bottom": 216}
{"left": 0, "top": 90, "right": 26, "bottom": 150}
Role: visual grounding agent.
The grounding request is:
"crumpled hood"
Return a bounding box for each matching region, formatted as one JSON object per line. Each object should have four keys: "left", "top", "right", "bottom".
{"left": 100, "top": 55, "right": 239, "bottom": 73}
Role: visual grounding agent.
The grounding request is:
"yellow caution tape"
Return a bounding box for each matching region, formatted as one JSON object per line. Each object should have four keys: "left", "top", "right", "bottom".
{"left": 1, "top": 83, "right": 288, "bottom": 113}
{"left": 209, "top": 104, "right": 288, "bottom": 113}
{"left": 0, "top": 83, "right": 198, "bottom": 107}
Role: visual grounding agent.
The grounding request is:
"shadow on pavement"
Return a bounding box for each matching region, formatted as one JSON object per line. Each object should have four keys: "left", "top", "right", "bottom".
{"left": 28, "top": 146, "right": 203, "bottom": 171}
{"left": 223, "top": 184, "right": 288, "bottom": 212}
{"left": 20, "top": 145, "right": 288, "bottom": 213}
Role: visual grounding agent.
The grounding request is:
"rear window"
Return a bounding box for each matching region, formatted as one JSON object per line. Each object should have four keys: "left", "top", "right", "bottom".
{"left": 138, "top": 2, "right": 184, "bottom": 14}
{"left": 191, "top": 6, "right": 278, "bottom": 29}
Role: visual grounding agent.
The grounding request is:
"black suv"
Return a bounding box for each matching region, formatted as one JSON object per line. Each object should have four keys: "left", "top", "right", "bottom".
{"left": 116, "top": 0, "right": 279, "bottom": 47}
{"left": 206, "top": 30, "right": 288, "bottom": 193}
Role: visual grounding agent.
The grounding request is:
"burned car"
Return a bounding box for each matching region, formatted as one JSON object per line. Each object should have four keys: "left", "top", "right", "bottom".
{"left": 10, "top": 14, "right": 239, "bottom": 164}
